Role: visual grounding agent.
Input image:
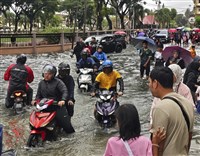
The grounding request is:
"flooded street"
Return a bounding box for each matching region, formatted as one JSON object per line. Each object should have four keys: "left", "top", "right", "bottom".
{"left": 0, "top": 45, "right": 200, "bottom": 156}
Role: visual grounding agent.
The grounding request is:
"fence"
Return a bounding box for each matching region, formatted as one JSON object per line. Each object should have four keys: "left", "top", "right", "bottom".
{"left": 0, "top": 29, "right": 133, "bottom": 55}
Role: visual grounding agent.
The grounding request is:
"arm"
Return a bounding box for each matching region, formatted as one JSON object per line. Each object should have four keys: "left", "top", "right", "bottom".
{"left": 188, "top": 132, "right": 192, "bottom": 153}
{"left": 57, "top": 80, "right": 68, "bottom": 101}
{"left": 35, "top": 81, "right": 42, "bottom": 100}
{"left": 144, "top": 50, "right": 152, "bottom": 66}
{"left": 4, "top": 64, "right": 15, "bottom": 81}
{"left": 186, "top": 72, "right": 197, "bottom": 90}
{"left": 91, "top": 81, "right": 100, "bottom": 92}
{"left": 103, "top": 53, "right": 107, "bottom": 61}
{"left": 68, "top": 76, "right": 75, "bottom": 101}
{"left": 117, "top": 78, "right": 124, "bottom": 92}
{"left": 26, "top": 66, "right": 34, "bottom": 83}
{"left": 151, "top": 107, "right": 169, "bottom": 155}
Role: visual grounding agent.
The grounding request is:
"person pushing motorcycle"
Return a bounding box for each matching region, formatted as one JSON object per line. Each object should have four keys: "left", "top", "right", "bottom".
{"left": 32, "top": 64, "right": 75, "bottom": 134}
{"left": 57, "top": 62, "right": 75, "bottom": 118}
{"left": 4, "top": 54, "right": 34, "bottom": 108}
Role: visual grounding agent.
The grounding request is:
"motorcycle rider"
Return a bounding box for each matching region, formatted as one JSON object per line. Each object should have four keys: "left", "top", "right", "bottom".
{"left": 57, "top": 62, "right": 75, "bottom": 118}
{"left": 4, "top": 54, "right": 34, "bottom": 108}
{"left": 90, "top": 37, "right": 97, "bottom": 55}
{"left": 91, "top": 60, "right": 124, "bottom": 95}
{"left": 93, "top": 45, "right": 107, "bottom": 62}
{"left": 76, "top": 50, "right": 96, "bottom": 71}
{"left": 91, "top": 60, "right": 124, "bottom": 121}
{"left": 32, "top": 64, "right": 75, "bottom": 133}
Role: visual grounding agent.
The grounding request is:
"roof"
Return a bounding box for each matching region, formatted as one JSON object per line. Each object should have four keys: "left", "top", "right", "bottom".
{"left": 142, "top": 15, "right": 158, "bottom": 25}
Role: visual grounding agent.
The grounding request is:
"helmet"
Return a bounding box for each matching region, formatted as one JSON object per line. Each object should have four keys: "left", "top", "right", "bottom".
{"left": 16, "top": 54, "right": 27, "bottom": 64}
{"left": 81, "top": 50, "right": 88, "bottom": 59}
{"left": 58, "top": 62, "right": 70, "bottom": 76}
{"left": 102, "top": 60, "right": 113, "bottom": 69}
{"left": 97, "top": 45, "right": 103, "bottom": 50}
{"left": 42, "top": 64, "right": 57, "bottom": 78}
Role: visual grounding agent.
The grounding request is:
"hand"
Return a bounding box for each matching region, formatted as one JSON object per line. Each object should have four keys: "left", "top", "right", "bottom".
{"left": 31, "top": 100, "right": 36, "bottom": 106}
{"left": 117, "top": 91, "right": 123, "bottom": 96}
{"left": 152, "top": 127, "right": 166, "bottom": 145}
{"left": 143, "top": 64, "right": 147, "bottom": 68}
{"left": 91, "top": 92, "right": 96, "bottom": 97}
{"left": 58, "top": 100, "right": 65, "bottom": 107}
{"left": 68, "top": 100, "right": 74, "bottom": 105}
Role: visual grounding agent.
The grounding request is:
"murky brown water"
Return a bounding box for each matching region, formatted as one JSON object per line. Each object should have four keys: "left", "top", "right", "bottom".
{"left": 0, "top": 45, "right": 200, "bottom": 155}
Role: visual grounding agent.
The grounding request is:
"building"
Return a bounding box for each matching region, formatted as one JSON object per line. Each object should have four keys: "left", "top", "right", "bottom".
{"left": 194, "top": 0, "right": 200, "bottom": 16}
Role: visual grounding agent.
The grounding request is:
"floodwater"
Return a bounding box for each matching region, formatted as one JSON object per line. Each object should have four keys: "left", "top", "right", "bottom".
{"left": 0, "top": 45, "right": 200, "bottom": 156}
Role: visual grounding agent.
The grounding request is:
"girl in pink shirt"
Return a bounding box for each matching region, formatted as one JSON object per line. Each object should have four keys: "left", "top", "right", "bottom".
{"left": 104, "top": 104, "right": 165, "bottom": 156}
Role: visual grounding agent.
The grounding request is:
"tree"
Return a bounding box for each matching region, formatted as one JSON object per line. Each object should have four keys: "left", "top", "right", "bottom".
{"left": 170, "top": 8, "right": 177, "bottom": 20}
{"left": 110, "top": 0, "right": 140, "bottom": 29}
{"left": 20, "top": 0, "right": 59, "bottom": 33}
{"left": 155, "top": 8, "right": 171, "bottom": 28}
{"left": 195, "top": 16, "right": 200, "bottom": 27}
{"left": 175, "top": 14, "right": 187, "bottom": 26}
{"left": 3, "top": 1, "right": 23, "bottom": 32}
{"left": 94, "top": 0, "right": 104, "bottom": 30}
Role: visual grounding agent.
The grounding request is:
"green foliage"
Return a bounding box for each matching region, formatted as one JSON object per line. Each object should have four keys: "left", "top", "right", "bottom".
{"left": 49, "top": 15, "right": 64, "bottom": 27}
{"left": 195, "top": 16, "right": 200, "bottom": 27}
{"left": 41, "top": 26, "right": 73, "bottom": 33}
{"left": 175, "top": 14, "right": 187, "bottom": 26}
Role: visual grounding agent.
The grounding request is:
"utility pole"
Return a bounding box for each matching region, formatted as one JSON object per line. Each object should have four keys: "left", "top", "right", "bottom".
{"left": 72, "top": 7, "right": 78, "bottom": 49}
{"left": 83, "top": 0, "right": 87, "bottom": 39}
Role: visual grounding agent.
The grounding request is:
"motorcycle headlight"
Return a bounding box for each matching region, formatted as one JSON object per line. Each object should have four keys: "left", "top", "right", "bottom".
{"left": 100, "top": 95, "right": 106, "bottom": 100}
{"left": 107, "top": 95, "right": 111, "bottom": 100}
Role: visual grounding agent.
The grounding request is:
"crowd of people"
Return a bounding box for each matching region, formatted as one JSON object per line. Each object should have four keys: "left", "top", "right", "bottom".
{"left": 2, "top": 32, "right": 200, "bottom": 155}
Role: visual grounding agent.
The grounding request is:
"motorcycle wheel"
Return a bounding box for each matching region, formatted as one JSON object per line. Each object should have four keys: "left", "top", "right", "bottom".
{"left": 27, "top": 134, "right": 43, "bottom": 147}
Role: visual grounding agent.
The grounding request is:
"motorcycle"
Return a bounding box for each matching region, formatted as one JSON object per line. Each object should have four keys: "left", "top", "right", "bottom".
{"left": 94, "top": 90, "right": 119, "bottom": 128}
{"left": 10, "top": 90, "right": 27, "bottom": 114}
{"left": 77, "top": 68, "right": 94, "bottom": 92}
{"left": 27, "top": 99, "right": 59, "bottom": 147}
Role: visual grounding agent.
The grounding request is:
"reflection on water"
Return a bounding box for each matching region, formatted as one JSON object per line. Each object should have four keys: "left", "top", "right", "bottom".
{"left": 0, "top": 45, "right": 199, "bottom": 155}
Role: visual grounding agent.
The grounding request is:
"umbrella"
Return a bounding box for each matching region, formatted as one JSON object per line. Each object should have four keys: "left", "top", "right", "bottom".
{"left": 132, "top": 36, "right": 156, "bottom": 52}
{"left": 168, "top": 28, "right": 177, "bottom": 33}
{"left": 182, "top": 27, "right": 191, "bottom": 31}
{"left": 176, "top": 26, "right": 184, "bottom": 30}
{"left": 193, "top": 28, "right": 200, "bottom": 33}
{"left": 114, "top": 30, "right": 127, "bottom": 35}
{"left": 138, "top": 32, "right": 145, "bottom": 37}
{"left": 162, "top": 46, "right": 193, "bottom": 67}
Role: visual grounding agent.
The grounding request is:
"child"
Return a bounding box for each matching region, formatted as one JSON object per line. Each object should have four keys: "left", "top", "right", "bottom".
{"left": 104, "top": 104, "right": 166, "bottom": 156}
{"left": 154, "top": 45, "right": 164, "bottom": 67}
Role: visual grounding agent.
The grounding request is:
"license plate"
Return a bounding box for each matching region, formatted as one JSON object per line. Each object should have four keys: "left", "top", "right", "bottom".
{"left": 15, "top": 104, "right": 22, "bottom": 108}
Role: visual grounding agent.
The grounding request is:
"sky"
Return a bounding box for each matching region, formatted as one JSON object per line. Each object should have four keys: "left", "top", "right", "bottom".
{"left": 144, "top": 0, "right": 194, "bottom": 14}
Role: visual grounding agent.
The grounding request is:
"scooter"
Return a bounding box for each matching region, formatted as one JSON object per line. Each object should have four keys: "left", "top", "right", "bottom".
{"left": 10, "top": 90, "right": 27, "bottom": 114}
{"left": 77, "top": 68, "right": 94, "bottom": 92}
{"left": 94, "top": 90, "right": 119, "bottom": 128}
{"left": 27, "top": 99, "right": 59, "bottom": 147}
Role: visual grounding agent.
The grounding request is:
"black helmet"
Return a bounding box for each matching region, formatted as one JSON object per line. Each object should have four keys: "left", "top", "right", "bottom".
{"left": 42, "top": 64, "right": 57, "bottom": 78}
{"left": 58, "top": 62, "right": 70, "bottom": 76}
{"left": 16, "top": 54, "right": 27, "bottom": 64}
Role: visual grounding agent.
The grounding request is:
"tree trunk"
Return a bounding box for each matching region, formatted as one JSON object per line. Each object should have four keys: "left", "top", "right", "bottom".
{"left": 105, "top": 14, "right": 112, "bottom": 30}
{"left": 14, "top": 16, "right": 20, "bottom": 32}
{"left": 29, "top": 17, "right": 34, "bottom": 33}
{"left": 96, "top": 1, "right": 103, "bottom": 30}
{"left": 119, "top": 14, "right": 125, "bottom": 29}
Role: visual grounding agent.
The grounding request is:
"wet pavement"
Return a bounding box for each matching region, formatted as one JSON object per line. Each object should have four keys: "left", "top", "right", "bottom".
{"left": 0, "top": 45, "right": 200, "bottom": 155}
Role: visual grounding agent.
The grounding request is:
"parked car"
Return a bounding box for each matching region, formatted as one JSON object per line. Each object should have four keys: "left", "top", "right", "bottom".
{"left": 84, "top": 34, "right": 126, "bottom": 53}
{"left": 153, "top": 29, "right": 170, "bottom": 43}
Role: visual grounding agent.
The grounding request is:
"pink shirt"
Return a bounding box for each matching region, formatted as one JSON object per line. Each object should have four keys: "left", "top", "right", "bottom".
{"left": 104, "top": 136, "right": 152, "bottom": 156}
